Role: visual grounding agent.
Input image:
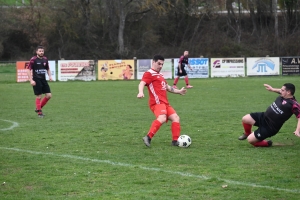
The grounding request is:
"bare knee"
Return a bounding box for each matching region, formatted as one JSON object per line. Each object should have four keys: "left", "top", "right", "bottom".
{"left": 157, "top": 115, "right": 167, "bottom": 123}
{"left": 169, "top": 114, "right": 180, "bottom": 123}
{"left": 247, "top": 133, "right": 259, "bottom": 144}
{"left": 242, "top": 114, "right": 255, "bottom": 125}
{"left": 45, "top": 93, "right": 52, "bottom": 99}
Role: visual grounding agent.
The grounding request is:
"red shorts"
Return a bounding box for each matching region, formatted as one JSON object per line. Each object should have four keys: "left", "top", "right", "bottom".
{"left": 150, "top": 104, "right": 176, "bottom": 119}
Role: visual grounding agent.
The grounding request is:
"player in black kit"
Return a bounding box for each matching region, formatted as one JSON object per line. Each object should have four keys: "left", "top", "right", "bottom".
{"left": 238, "top": 83, "right": 300, "bottom": 147}
{"left": 26, "top": 46, "right": 53, "bottom": 118}
{"left": 172, "top": 50, "right": 193, "bottom": 89}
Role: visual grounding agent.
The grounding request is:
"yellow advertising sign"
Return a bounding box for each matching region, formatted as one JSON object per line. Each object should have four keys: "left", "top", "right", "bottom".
{"left": 98, "top": 60, "right": 135, "bottom": 80}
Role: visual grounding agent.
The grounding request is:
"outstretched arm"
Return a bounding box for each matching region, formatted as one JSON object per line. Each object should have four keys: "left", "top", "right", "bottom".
{"left": 137, "top": 81, "right": 146, "bottom": 98}
{"left": 167, "top": 84, "right": 187, "bottom": 95}
{"left": 264, "top": 84, "right": 281, "bottom": 94}
{"left": 294, "top": 118, "right": 300, "bottom": 137}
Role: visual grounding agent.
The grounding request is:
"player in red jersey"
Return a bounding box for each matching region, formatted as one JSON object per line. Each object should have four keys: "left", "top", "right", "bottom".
{"left": 238, "top": 83, "right": 300, "bottom": 147}
{"left": 27, "top": 46, "right": 53, "bottom": 118}
{"left": 137, "top": 54, "right": 187, "bottom": 147}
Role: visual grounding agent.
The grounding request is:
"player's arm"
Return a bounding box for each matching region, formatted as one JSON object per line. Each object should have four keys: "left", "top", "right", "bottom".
{"left": 178, "top": 57, "right": 183, "bottom": 72}
{"left": 47, "top": 69, "right": 53, "bottom": 81}
{"left": 26, "top": 68, "right": 32, "bottom": 81}
{"left": 137, "top": 81, "right": 146, "bottom": 98}
{"left": 293, "top": 118, "right": 300, "bottom": 137}
{"left": 26, "top": 60, "right": 36, "bottom": 86}
{"left": 264, "top": 84, "right": 280, "bottom": 94}
{"left": 178, "top": 62, "right": 182, "bottom": 72}
{"left": 167, "top": 84, "right": 187, "bottom": 95}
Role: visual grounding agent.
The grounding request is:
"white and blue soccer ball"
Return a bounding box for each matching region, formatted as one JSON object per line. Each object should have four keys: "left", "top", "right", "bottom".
{"left": 178, "top": 135, "right": 192, "bottom": 148}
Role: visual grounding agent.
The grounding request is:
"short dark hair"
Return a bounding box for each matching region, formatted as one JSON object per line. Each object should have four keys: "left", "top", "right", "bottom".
{"left": 153, "top": 54, "right": 164, "bottom": 62}
{"left": 36, "top": 45, "right": 44, "bottom": 51}
{"left": 284, "top": 83, "right": 295, "bottom": 95}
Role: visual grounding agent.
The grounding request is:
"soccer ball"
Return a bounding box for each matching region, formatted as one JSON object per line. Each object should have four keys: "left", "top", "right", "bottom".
{"left": 177, "top": 135, "right": 192, "bottom": 148}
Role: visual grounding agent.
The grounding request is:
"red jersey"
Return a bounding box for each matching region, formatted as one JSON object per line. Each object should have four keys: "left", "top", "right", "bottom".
{"left": 142, "top": 69, "right": 169, "bottom": 106}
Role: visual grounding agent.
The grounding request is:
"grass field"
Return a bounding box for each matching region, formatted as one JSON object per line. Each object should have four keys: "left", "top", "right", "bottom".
{"left": 1, "top": 64, "right": 300, "bottom": 199}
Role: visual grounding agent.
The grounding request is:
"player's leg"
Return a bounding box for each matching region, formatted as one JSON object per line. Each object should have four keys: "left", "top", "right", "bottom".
{"left": 247, "top": 127, "right": 273, "bottom": 147}
{"left": 173, "top": 66, "right": 182, "bottom": 88}
{"left": 185, "top": 75, "right": 193, "bottom": 88}
{"left": 33, "top": 79, "right": 44, "bottom": 117}
{"left": 173, "top": 77, "right": 179, "bottom": 88}
{"left": 238, "top": 113, "right": 256, "bottom": 140}
{"left": 167, "top": 106, "right": 180, "bottom": 146}
{"left": 41, "top": 93, "right": 52, "bottom": 108}
{"left": 41, "top": 80, "right": 52, "bottom": 108}
{"left": 181, "top": 69, "right": 192, "bottom": 88}
{"left": 142, "top": 104, "right": 167, "bottom": 147}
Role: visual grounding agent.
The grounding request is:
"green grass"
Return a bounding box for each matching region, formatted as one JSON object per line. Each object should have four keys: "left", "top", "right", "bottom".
{"left": 1, "top": 64, "right": 300, "bottom": 199}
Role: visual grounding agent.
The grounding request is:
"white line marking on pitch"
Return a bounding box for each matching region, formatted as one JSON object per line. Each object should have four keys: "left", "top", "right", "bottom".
{"left": 0, "top": 120, "right": 19, "bottom": 131}
{"left": 0, "top": 147, "right": 299, "bottom": 194}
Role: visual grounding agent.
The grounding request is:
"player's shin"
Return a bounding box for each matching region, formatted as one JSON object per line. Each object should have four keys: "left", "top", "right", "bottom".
{"left": 242, "top": 122, "right": 252, "bottom": 135}
{"left": 147, "top": 120, "right": 162, "bottom": 138}
{"left": 171, "top": 122, "right": 180, "bottom": 141}
{"left": 41, "top": 97, "right": 50, "bottom": 108}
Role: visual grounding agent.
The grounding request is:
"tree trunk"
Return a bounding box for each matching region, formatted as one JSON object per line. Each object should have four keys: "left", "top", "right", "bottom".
{"left": 118, "top": 1, "right": 126, "bottom": 57}
{"left": 273, "top": 0, "right": 278, "bottom": 38}
{"left": 249, "top": 0, "right": 258, "bottom": 36}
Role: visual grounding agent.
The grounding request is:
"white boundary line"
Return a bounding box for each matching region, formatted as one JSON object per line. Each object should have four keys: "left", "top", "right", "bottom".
{"left": 0, "top": 146, "right": 299, "bottom": 194}
{"left": 0, "top": 119, "right": 19, "bottom": 131}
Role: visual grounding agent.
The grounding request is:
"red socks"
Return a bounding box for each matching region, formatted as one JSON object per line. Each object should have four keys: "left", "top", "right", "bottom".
{"left": 252, "top": 140, "right": 269, "bottom": 147}
{"left": 36, "top": 98, "right": 42, "bottom": 111}
{"left": 242, "top": 122, "right": 252, "bottom": 136}
{"left": 147, "top": 120, "right": 181, "bottom": 141}
{"left": 173, "top": 77, "right": 179, "bottom": 85}
{"left": 147, "top": 120, "right": 162, "bottom": 138}
{"left": 184, "top": 76, "right": 189, "bottom": 85}
{"left": 41, "top": 97, "right": 50, "bottom": 108}
{"left": 171, "top": 122, "right": 180, "bottom": 141}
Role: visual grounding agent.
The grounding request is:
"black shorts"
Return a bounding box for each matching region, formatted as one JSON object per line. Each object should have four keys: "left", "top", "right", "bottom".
{"left": 250, "top": 112, "right": 278, "bottom": 140}
{"left": 176, "top": 65, "right": 187, "bottom": 76}
{"left": 33, "top": 78, "right": 51, "bottom": 95}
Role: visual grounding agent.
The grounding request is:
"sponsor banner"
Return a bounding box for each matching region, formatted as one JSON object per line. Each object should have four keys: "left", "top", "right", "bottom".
{"left": 58, "top": 60, "right": 96, "bottom": 81}
{"left": 98, "top": 60, "right": 134, "bottom": 80}
{"left": 46, "top": 61, "right": 56, "bottom": 81}
{"left": 211, "top": 58, "right": 245, "bottom": 77}
{"left": 174, "top": 58, "right": 209, "bottom": 78}
{"left": 137, "top": 59, "right": 172, "bottom": 80}
{"left": 246, "top": 57, "right": 280, "bottom": 76}
{"left": 16, "top": 61, "right": 30, "bottom": 82}
{"left": 157, "top": 59, "right": 172, "bottom": 79}
{"left": 281, "top": 57, "right": 300, "bottom": 75}
{"left": 137, "top": 59, "right": 151, "bottom": 79}
{"left": 16, "top": 61, "right": 56, "bottom": 82}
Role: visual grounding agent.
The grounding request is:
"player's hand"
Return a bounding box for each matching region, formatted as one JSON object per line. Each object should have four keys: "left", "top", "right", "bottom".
{"left": 49, "top": 77, "right": 53, "bottom": 81}
{"left": 179, "top": 87, "right": 187, "bottom": 95}
{"left": 137, "top": 93, "right": 144, "bottom": 98}
{"left": 294, "top": 131, "right": 300, "bottom": 137}
{"left": 30, "top": 80, "right": 36, "bottom": 86}
{"left": 264, "top": 84, "right": 272, "bottom": 91}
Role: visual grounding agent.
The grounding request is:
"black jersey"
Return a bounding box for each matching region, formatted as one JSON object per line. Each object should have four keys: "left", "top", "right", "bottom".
{"left": 178, "top": 55, "right": 189, "bottom": 68}
{"left": 28, "top": 56, "right": 49, "bottom": 80}
{"left": 265, "top": 96, "right": 300, "bottom": 132}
